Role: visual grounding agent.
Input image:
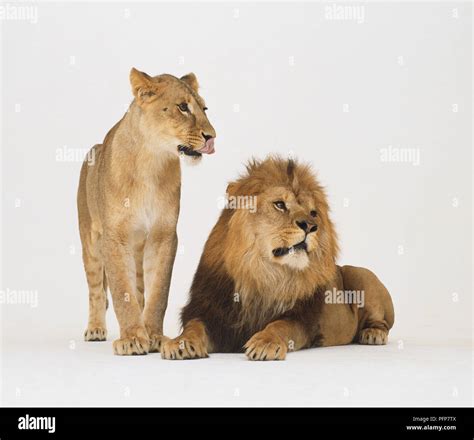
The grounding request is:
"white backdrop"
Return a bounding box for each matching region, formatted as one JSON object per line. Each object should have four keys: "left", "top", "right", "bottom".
{"left": 1, "top": 1, "right": 472, "bottom": 407}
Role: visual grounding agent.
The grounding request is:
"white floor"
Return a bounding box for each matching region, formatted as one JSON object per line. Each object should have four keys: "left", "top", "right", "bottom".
{"left": 1, "top": 335, "right": 472, "bottom": 407}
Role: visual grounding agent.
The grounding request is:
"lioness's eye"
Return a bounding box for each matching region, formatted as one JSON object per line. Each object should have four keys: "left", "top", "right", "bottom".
{"left": 274, "top": 201, "right": 286, "bottom": 211}
{"left": 178, "top": 103, "right": 189, "bottom": 112}
{"left": 310, "top": 210, "right": 317, "bottom": 217}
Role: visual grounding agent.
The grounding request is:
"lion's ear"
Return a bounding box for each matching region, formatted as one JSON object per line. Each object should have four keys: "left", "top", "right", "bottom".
{"left": 227, "top": 180, "right": 261, "bottom": 198}
{"left": 130, "top": 67, "right": 158, "bottom": 104}
{"left": 226, "top": 182, "right": 237, "bottom": 197}
{"left": 180, "top": 73, "right": 199, "bottom": 92}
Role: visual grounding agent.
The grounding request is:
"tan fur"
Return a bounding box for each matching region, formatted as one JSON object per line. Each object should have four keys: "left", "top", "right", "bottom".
{"left": 162, "top": 156, "right": 394, "bottom": 360}
{"left": 78, "top": 68, "right": 216, "bottom": 355}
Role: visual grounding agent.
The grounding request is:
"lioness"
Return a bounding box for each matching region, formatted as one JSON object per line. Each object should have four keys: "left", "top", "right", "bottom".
{"left": 162, "top": 156, "right": 394, "bottom": 360}
{"left": 78, "top": 68, "right": 216, "bottom": 355}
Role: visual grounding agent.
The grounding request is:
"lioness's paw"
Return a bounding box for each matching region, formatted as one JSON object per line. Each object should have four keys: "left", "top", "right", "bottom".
{"left": 359, "top": 328, "right": 388, "bottom": 345}
{"left": 161, "top": 336, "right": 208, "bottom": 360}
{"left": 244, "top": 331, "right": 287, "bottom": 361}
{"left": 84, "top": 326, "right": 107, "bottom": 341}
{"left": 149, "top": 334, "right": 170, "bottom": 353}
{"left": 113, "top": 328, "right": 150, "bottom": 355}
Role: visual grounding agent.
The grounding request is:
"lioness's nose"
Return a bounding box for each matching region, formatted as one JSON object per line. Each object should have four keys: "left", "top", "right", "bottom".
{"left": 296, "top": 220, "right": 317, "bottom": 233}
{"left": 202, "top": 124, "right": 216, "bottom": 140}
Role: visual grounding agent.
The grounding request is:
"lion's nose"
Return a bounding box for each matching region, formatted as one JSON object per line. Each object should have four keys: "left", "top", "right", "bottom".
{"left": 296, "top": 220, "right": 317, "bottom": 233}
{"left": 202, "top": 133, "right": 213, "bottom": 142}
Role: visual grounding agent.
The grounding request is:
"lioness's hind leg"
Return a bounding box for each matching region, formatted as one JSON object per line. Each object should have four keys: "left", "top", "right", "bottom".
{"left": 82, "top": 231, "right": 107, "bottom": 342}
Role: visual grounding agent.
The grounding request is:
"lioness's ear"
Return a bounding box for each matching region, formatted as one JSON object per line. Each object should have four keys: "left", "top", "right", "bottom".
{"left": 130, "top": 67, "right": 157, "bottom": 103}
{"left": 180, "top": 73, "right": 199, "bottom": 92}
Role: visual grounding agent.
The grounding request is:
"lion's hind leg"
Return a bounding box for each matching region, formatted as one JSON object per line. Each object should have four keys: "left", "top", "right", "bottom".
{"left": 340, "top": 265, "right": 394, "bottom": 346}
{"left": 359, "top": 326, "right": 388, "bottom": 345}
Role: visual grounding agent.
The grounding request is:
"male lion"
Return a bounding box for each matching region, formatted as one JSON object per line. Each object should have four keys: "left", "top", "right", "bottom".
{"left": 162, "top": 156, "right": 394, "bottom": 360}
{"left": 78, "top": 68, "right": 216, "bottom": 355}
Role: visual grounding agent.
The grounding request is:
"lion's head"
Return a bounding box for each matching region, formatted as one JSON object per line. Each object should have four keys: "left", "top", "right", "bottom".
{"left": 129, "top": 68, "right": 216, "bottom": 160}
{"left": 214, "top": 156, "right": 339, "bottom": 307}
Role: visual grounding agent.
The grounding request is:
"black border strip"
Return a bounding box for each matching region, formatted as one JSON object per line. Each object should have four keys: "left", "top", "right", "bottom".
{"left": 0, "top": 407, "right": 472, "bottom": 436}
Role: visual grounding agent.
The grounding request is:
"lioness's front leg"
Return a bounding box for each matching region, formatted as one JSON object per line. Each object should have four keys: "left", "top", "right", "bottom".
{"left": 143, "top": 227, "right": 178, "bottom": 352}
{"left": 244, "top": 320, "right": 309, "bottom": 361}
{"left": 161, "top": 319, "right": 210, "bottom": 360}
{"left": 103, "top": 233, "right": 150, "bottom": 355}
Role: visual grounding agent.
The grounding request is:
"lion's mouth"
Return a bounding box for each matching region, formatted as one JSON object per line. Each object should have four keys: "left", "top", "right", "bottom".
{"left": 272, "top": 240, "right": 307, "bottom": 257}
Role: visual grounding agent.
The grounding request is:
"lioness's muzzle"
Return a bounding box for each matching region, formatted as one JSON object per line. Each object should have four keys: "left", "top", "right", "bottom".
{"left": 178, "top": 145, "right": 202, "bottom": 157}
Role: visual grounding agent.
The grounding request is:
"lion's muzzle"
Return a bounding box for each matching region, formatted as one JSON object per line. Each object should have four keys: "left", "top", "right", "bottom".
{"left": 272, "top": 240, "right": 308, "bottom": 257}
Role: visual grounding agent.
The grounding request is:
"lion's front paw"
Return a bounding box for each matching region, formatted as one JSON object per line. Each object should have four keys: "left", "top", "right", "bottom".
{"left": 161, "top": 336, "right": 208, "bottom": 360}
{"left": 359, "top": 328, "right": 388, "bottom": 345}
{"left": 84, "top": 326, "right": 107, "bottom": 341}
{"left": 113, "top": 327, "right": 150, "bottom": 355}
{"left": 149, "top": 334, "right": 170, "bottom": 353}
{"left": 244, "top": 331, "right": 287, "bottom": 361}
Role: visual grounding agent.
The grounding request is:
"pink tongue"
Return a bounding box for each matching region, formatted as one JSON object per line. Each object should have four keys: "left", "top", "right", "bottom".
{"left": 198, "top": 138, "right": 215, "bottom": 154}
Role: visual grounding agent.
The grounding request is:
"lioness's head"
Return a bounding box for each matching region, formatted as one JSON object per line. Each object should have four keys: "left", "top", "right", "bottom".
{"left": 129, "top": 67, "right": 216, "bottom": 159}
{"left": 225, "top": 156, "right": 338, "bottom": 275}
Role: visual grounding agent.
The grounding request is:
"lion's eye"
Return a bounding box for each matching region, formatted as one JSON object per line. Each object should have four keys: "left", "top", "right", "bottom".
{"left": 310, "top": 210, "right": 317, "bottom": 217}
{"left": 178, "top": 103, "right": 189, "bottom": 112}
{"left": 273, "top": 201, "right": 287, "bottom": 211}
